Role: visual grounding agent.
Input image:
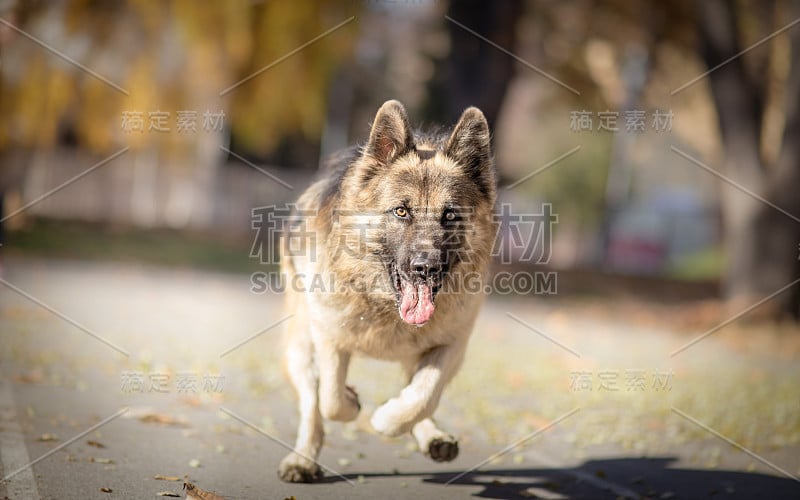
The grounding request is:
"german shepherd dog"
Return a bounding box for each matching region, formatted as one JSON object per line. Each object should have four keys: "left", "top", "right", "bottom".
{"left": 278, "top": 100, "right": 496, "bottom": 482}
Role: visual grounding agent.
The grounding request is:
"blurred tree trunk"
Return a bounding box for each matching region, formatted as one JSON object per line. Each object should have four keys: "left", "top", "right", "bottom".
{"left": 427, "top": 0, "right": 522, "bottom": 127}
{"left": 698, "top": 0, "right": 800, "bottom": 318}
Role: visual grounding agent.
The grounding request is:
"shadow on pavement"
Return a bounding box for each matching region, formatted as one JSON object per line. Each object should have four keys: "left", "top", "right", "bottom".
{"left": 320, "top": 457, "right": 800, "bottom": 499}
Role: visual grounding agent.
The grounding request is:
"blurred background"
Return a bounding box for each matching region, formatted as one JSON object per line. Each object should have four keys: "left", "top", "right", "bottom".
{"left": 1, "top": 1, "right": 800, "bottom": 499}
{"left": 1, "top": 0, "right": 799, "bottom": 316}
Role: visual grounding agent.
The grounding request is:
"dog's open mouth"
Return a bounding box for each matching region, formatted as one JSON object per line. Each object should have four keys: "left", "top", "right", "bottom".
{"left": 391, "top": 262, "right": 438, "bottom": 326}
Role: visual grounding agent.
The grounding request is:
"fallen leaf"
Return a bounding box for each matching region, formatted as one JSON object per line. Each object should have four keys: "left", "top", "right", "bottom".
{"left": 100, "top": 487, "right": 112, "bottom": 493}
{"left": 138, "top": 413, "right": 187, "bottom": 426}
{"left": 89, "top": 457, "right": 114, "bottom": 464}
{"left": 37, "top": 433, "right": 58, "bottom": 442}
{"left": 154, "top": 475, "right": 182, "bottom": 481}
{"left": 157, "top": 492, "right": 181, "bottom": 497}
{"left": 189, "top": 458, "right": 201, "bottom": 468}
{"left": 179, "top": 396, "right": 203, "bottom": 407}
{"left": 124, "top": 407, "right": 189, "bottom": 427}
{"left": 87, "top": 440, "right": 105, "bottom": 448}
{"left": 14, "top": 369, "right": 45, "bottom": 384}
{"left": 183, "top": 480, "right": 225, "bottom": 500}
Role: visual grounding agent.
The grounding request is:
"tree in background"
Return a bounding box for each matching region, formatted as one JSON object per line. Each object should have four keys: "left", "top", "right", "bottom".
{"left": 1, "top": 0, "right": 797, "bottom": 319}
{"left": 426, "top": 0, "right": 522, "bottom": 127}
{"left": 0, "top": 1, "right": 354, "bottom": 229}
{"left": 439, "top": 0, "right": 799, "bottom": 318}
{"left": 695, "top": 0, "right": 800, "bottom": 318}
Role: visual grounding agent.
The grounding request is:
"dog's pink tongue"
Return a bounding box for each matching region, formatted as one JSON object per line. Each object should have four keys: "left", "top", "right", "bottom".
{"left": 399, "top": 282, "right": 435, "bottom": 325}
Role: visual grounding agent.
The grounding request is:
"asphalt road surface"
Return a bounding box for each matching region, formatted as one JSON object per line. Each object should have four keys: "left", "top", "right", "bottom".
{"left": 1, "top": 256, "right": 799, "bottom": 499}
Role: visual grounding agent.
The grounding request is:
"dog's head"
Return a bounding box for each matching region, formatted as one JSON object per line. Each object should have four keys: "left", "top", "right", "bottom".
{"left": 342, "top": 100, "right": 496, "bottom": 326}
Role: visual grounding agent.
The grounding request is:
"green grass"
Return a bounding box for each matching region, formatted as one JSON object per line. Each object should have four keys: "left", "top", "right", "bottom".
{"left": 4, "top": 219, "right": 272, "bottom": 274}
{"left": 667, "top": 247, "right": 724, "bottom": 281}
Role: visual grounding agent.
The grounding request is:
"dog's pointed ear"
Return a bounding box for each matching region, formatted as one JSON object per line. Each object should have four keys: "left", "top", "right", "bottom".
{"left": 446, "top": 107, "right": 494, "bottom": 195}
{"left": 363, "top": 100, "right": 415, "bottom": 166}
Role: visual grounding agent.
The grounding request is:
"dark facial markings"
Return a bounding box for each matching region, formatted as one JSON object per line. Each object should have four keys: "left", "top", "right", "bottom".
{"left": 417, "top": 148, "right": 436, "bottom": 160}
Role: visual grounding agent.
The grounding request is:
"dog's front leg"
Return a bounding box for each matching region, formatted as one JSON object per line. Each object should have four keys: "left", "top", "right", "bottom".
{"left": 314, "top": 337, "right": 361, "bottom": 422}
{"left": 278, "top": 318, "right": 324, "bottom": 483}
{"left": 371, "top": 340, "right": 466, "bottom": 437}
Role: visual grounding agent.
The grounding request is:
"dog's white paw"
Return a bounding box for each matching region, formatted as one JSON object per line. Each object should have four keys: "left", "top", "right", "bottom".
{"left": 370, "top": 398, "right": 415, "bottom": 437}
{"left": 426, "top": 435, "right": 459, "bottom": 462}
{"left": 278, "top": 452, "right": 322, "bottom": 483}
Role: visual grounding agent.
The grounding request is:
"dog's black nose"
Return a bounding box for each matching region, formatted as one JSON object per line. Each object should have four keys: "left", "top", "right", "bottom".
{"left": 411, "top": 252, "right": 442, "bottom": 279}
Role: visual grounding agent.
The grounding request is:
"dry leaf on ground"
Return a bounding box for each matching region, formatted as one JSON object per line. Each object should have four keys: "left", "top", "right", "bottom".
{"left": 154, "top": 474, "right": 182, "bottom": 481}
{"left": 183, "top": 480, "right": 225, "bottom": 500}
{"left": 123, "top": 407, "right": 189, "bottom": 427}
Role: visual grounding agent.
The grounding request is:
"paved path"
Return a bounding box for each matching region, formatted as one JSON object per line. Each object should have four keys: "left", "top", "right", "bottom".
{"left": 1, "top": 257, "right": 799, "bottom": 499}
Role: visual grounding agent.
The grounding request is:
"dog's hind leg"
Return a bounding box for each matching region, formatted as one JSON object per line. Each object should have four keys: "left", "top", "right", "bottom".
{"left": 278, "top": 313, "right": 324, "bottom": 483}
{"left": 315, "top": 336, "right": 360, "bottom": 422}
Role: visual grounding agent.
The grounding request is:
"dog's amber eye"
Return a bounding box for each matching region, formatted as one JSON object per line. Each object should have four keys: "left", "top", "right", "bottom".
{"left": 393, "top": 206, "right": 408, "bottom": 218}
{"left": 444, "top": 210, "right": 456, "bottom": 221}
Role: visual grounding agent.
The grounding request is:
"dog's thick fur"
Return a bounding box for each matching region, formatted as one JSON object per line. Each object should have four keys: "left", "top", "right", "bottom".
{"left": 278, "top": 100, "right": 497, "bottom": 483}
